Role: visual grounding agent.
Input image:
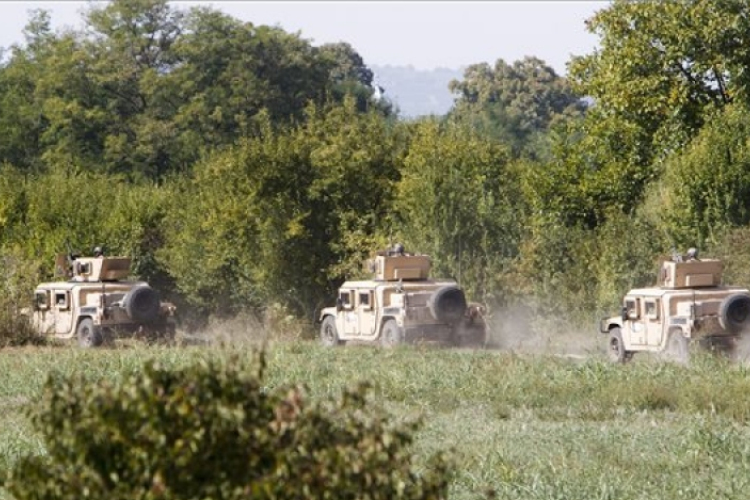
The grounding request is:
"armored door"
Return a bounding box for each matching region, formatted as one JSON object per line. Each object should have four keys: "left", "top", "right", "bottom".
{"left": 624, "top": 297, "right": 647, "bottom": 346}
{"left": 337, "top": 289, "right": 358, "bottom": 335}
{"left": 32, "top": 289, "right": 55, "bottom": 335}
{"left": 356, "top": 290, "right": 377, "bottom": 336}
{"left": 51, "top": 289, "right": 74, "bottom": 336}
{"left": 644, "top": 298, "right": 663, "bottom": 346}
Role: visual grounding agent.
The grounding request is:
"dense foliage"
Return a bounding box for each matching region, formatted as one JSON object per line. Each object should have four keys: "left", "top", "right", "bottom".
{"left": 448, "top": 57, "right": 585, "bottom": 159}
{"left": 0, "top": 0, "right": 386, "bottom": 179}
{"left": 159, "top": 100, "right": 402, "bottom": 318}
{"left": 3, "top": 0, "right": 750, "bottom": 332}
{"left": 2, "top": 354, "right": 449, "bottom": 500}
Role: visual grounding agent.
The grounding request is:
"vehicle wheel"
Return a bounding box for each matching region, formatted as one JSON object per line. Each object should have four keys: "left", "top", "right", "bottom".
{"left": 428, "top": 286, "right": 467, "bottom": 323}
{"left": 719, "top": 294, "right": 750, "bottom": 334}
{"left": 123, "top": 286, "right": 161, "bottom": 324}
{"left": 77, "top": 318, "right": 103, "bottom": 348}
{"left": 607, "top": 327, "right": 631, "bottom": 363}
{"left": 320, "top": 316, "right": 342, "bottom": 347}
{"left": 664, "top": 329, "right": 690, "bottom": 364}
{"left": 380, "top": 319, "right": 403, "bottom": 347}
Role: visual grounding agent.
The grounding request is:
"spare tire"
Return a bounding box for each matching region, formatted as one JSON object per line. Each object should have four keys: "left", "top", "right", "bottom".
{"left": 428, "top": 286, "right": 467, "bottom": 324}
{"left": 123, "top": 286, "right": 161, "bottom": 324}
{"left": 719, "top": 293, "right": 750, "bottom": 334}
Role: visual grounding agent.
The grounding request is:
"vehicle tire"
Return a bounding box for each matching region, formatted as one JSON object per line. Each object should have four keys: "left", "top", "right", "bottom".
{"left": 77, "top": 318, "right": 103, "bottom": 348}
{"left": 123, "top": 286, "right": 161, "bottom": 324}
{"left": 380, "top": 319, "right": 403, "bottom": 347}
{"left": 719, "top": 293, "right": 750, "bottom": 334}
{"left": 428, "top": 286, "right": 467, "bottom": 323}
{"left": 320, "top": 316, "right": 342, "bottom": 347}
{"left": 664, "top": 329, "right": 690, "bottom": 364}
{"left": 607, "top": 327, "right": 631, "bottom": 363}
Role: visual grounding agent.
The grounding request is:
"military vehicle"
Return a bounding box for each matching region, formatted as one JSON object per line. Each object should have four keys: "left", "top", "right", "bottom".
{"left": 600, "top": 248, "right": 750, "bottom": 363}
{"left": 28, "top": 248, "right": 176, "bottom": 347}
{"left": 319, "top": 245, "right": 486, "bottom": 347}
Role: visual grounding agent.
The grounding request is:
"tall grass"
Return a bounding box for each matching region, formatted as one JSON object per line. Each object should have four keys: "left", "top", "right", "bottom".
{"left": 2, "top": 342, "right": 750, "bottom": 499}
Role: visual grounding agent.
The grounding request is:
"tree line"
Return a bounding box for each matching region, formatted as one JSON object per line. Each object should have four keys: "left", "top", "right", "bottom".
{"left": 3, "top": 0, "right": 750, "bottom": 331}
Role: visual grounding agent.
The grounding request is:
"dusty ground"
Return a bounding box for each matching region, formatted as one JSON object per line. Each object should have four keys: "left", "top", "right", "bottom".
{"left": 178, "top": 306, "right": 609, "bottom": 364}
{"left": 483, "top": 305, "right": 605, "bottom": 359}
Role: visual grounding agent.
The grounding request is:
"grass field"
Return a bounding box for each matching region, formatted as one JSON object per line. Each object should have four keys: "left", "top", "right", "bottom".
{"left": 2, "top": 339, "right": 750, "bottom": 499}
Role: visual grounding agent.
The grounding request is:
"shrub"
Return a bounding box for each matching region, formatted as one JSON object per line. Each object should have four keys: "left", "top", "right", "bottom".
{"left": 0, "top": 249, "right": 45, "bottom": 347}
{"left": 2, "top": 353, "right": 449, "bottom": 500}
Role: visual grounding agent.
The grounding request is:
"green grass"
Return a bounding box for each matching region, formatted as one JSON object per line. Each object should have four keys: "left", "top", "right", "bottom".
{"left": 3, "top": 342, "right": 750, "bottom": 499}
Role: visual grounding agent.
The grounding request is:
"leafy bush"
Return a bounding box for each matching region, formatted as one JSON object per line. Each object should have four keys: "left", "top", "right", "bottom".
{"left": 2, "top": 353, "right": 449, "bottom": 500}
{"left": 0, "top": 249, "right": 45, "bottom": 347}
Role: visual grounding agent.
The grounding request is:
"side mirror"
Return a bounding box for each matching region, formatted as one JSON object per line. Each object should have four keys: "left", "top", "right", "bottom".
{"left": 621, "top": 306, "right": 628, "bottom": 321}
{"left": 336, "top": 298, "right": 343, "bottom": 312}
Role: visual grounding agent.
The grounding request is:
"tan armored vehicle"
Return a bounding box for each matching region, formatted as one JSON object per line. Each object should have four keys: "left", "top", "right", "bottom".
{"left": 319, "top": 245, "right": 486, "bottom": 347}
{"left": 28, "top": 249, "right": 176, "bottom": 347}
{"left": 600, "top": 249, "right": 750, "bottom": 362}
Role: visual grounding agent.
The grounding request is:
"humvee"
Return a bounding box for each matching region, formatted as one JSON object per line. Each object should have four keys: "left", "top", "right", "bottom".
{"left": 28, "top": 250, "right": 176, "bottom": 347}
{"left": 319, "top": 246, "right": 486, "bottom": 347}
{"left": 600, "top": 249, "right": 750, "bottom": 363}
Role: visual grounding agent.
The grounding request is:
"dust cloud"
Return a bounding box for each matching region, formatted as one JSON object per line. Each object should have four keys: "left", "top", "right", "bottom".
{"left": 482, "top": 301, "right": 605, "bottom": 359}
{"left": 177, "top": 301, "right": 608, "bottom": 358}
{"left": 731, "top": 332, "right": 750, "bottom": 364}
{"left": 179, "top": 312, "right": 284, "bottom": 347}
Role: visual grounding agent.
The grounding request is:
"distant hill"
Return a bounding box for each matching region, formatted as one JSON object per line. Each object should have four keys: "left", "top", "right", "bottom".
{"left": 371, "top": 65, "right": 464, "bottom": 119}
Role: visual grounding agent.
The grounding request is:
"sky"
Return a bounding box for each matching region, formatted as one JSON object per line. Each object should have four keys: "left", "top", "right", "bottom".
{"left": 1, "top": 1, "right": 609, "bottom": 76}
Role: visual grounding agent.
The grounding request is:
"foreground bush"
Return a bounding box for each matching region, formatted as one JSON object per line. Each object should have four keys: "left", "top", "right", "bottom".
{"left": 2, "top": 353, "right": 449, "bottom": 500}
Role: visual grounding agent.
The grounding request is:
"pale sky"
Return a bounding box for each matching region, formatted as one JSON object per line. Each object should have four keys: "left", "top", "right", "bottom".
{"left": 1, "top": 1, "right": 609, "bottom": 75}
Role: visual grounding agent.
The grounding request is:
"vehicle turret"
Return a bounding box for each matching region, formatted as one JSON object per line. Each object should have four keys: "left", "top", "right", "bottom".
{"left": 659, "top": 248, "right": 723, "bottom": 289}
{"left": 366, "top": 244, "right": 432, "bottom": 281}
{"left": 55, "top": 250, "right": 132, "bottom": 283}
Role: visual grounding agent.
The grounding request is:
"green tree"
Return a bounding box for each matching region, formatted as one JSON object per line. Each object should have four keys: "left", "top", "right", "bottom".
{"left": 448, "top": 57, "right": 585, "bottom": 158}
{"left": 169, "top": 8, "right": 331, "bottom": 151}
{"left": 0, "top": 0, "right": 386, "bottom": 180}
{"left": 160, "top": 99, "right": 401, "bottom": 318}
{"left": 393, "top": 120, "right": 522, "bottom": 304}
{"left": 522, "top": 116, "right": 656, "bottom": 231}
{"left": 83, "top": 0, "right": 185, "bottom": 179}
{"left": 648, "top": 103, "right": 750, "bottom": 249}
{"left": 570, "top": 0, "right": 750, "bottom": 165}
{"left": 0, "top": 168, "right": 171, "bottom": 285}
{"left": 318, "top": 41, "right": 391, "bottom": 114}
{"left": 0, "top": 10, "right": 53, "bottom": 172}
